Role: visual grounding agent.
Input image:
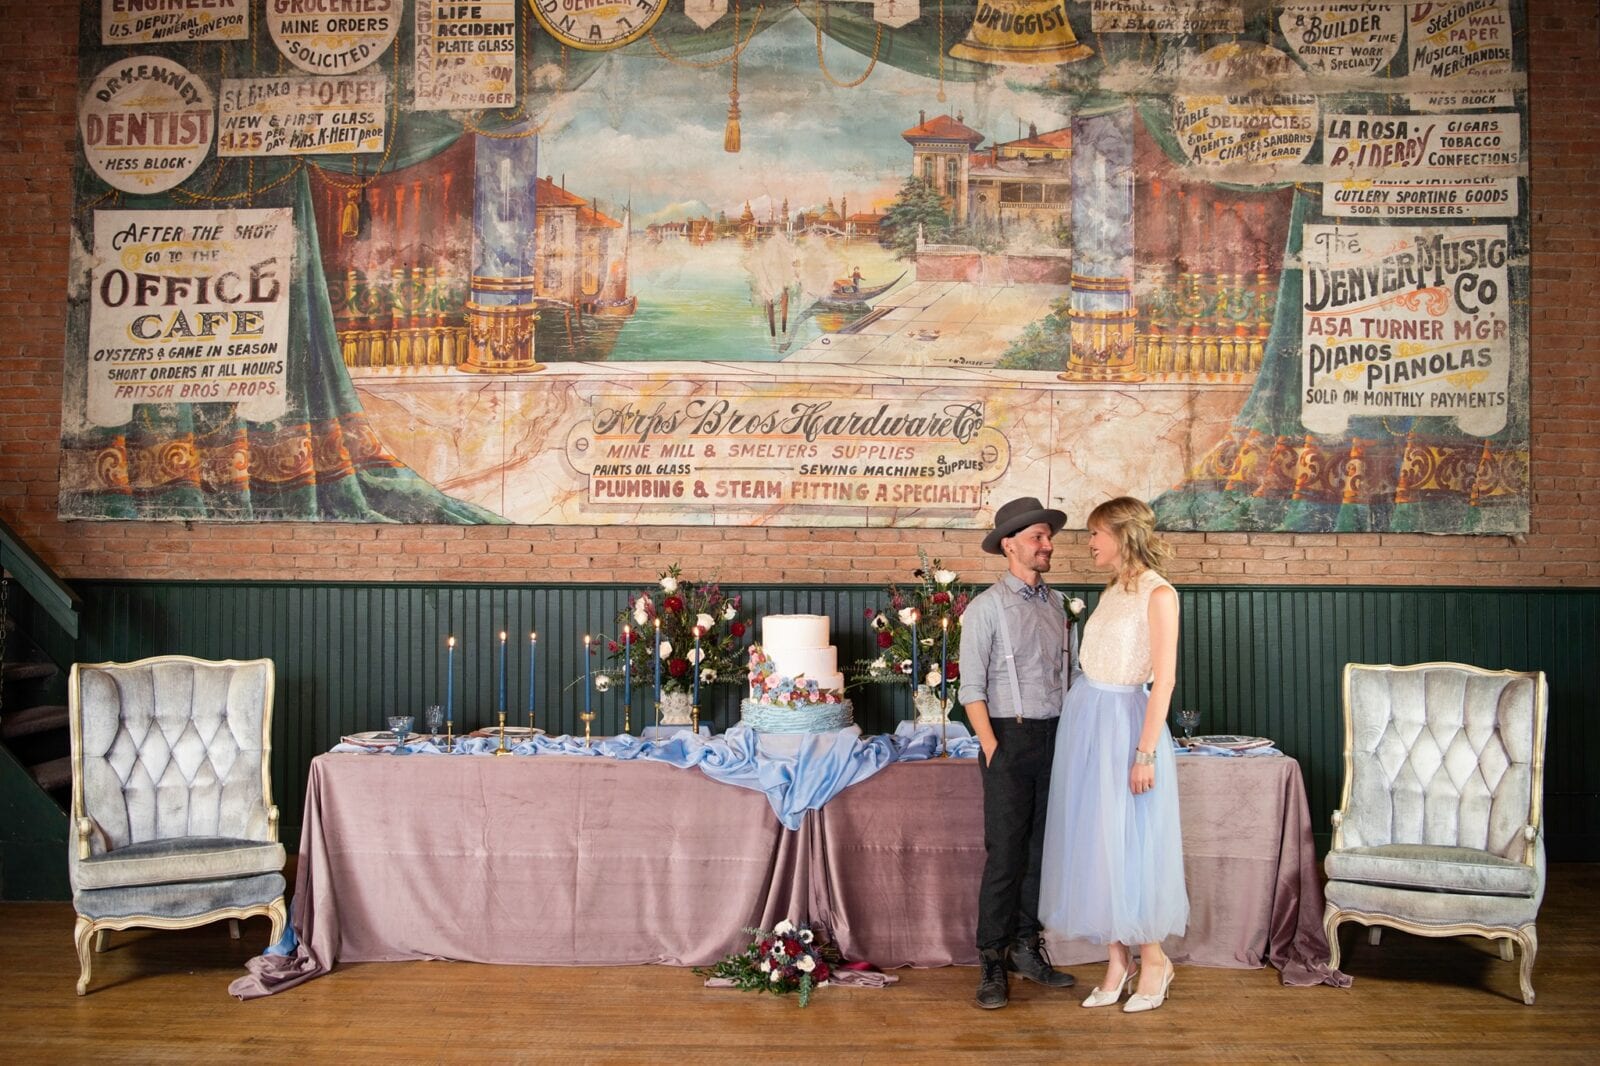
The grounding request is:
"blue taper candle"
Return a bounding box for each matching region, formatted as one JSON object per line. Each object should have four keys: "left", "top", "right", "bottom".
{"left": 693, "top": 626, "right": 702, "bottom": 707}
{"left": 941, "top": 616, "right": 949, "bottom": 702}
{"left": 653, "top": 618, "right": 662, "bottom": 705}
{"left": 446, "top": 636, "right": 455, "bottom": 723}
{"left": 529, "top": 631, "right": 537, "bottom": 722}
{"left": 498, "top": 631, "right": 507, "bottom": 714}
{"left": 584, "top": 635, "right": 593, "bottom": 719}
{"left": 910, "top": 609, "right": 919, "bottom": 695}
{"left": 622, "top": 625, "right": 631, "bottom": 728}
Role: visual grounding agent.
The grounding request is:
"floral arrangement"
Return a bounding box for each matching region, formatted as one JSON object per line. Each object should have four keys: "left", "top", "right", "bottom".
{"left": 748, "top": 647, "right": 847, "bottom": 706}
{"left": 599, "top": 565, "right": 748, "bottom": 694}
{"left": 695, "top": 920, "right": 832, "bottom": 1007}
{"left": 852, "top": 552, "right": 971, "bottom": 689}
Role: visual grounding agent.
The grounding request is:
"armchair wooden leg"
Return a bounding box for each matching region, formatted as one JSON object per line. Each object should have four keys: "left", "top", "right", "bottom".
{"left": 267, "top": 898, "right": 288, "bottom": 948}
{"left": 94, "top": 930, "right": 108, "bottom": 953}
{"left": 1323, "top": 906, "right": 1343, "bottom": 971}
{"left": 1368, "top": 926, "right": 1383, "bottom": 946}
{"left": 1516, "top": 926, "right": 1538, "bottom": 1005}
{"left": 73, "top": 917, "right": 96, "bottom": 996}
{"left": 1498, "top": 938, "right": 1515, "bottom": 962}
{"left": 228, "top": 919, "right": 241, "bottom": 940}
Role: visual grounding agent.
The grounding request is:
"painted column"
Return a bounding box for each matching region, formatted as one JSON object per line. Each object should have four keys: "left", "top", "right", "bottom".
{"left": 463, "top": 128, "right": 544, "bottom": 373}
{"left": 1063, "top": 107, "right": 1140, "bottom": 382}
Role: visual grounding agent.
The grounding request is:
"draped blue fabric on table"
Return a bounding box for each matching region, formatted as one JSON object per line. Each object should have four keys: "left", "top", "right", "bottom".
{"left": 332, "top": 724, "right": 981, "bottom": 831}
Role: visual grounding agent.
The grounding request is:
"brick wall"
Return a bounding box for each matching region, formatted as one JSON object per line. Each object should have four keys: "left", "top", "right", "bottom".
{"left": 2, "top": 3, "right": 1596, "bottom": 588}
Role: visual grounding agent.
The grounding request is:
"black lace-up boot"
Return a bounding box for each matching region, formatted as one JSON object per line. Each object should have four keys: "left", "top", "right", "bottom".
{"left": 975, "top": 948, "right": 1009, "bottom": 1008}
{"left": 1005, "top": 934, "right": 1076, "bottom": 988}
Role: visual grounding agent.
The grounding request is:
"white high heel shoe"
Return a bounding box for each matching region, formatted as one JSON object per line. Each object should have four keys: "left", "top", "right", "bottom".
{"left": 1123, "top": 959, "right": 1174, "bottom": 1013}
{"left": 1081, "top": 967, "right": 1137, "bottom": 1008}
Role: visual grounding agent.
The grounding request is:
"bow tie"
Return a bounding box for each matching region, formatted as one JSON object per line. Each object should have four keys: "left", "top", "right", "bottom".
{"left": 1019, "top": 583, "right": 1050, "bottom": 602}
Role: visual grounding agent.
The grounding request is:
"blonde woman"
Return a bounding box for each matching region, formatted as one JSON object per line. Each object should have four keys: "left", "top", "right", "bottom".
{"left": 1038, "top": 496, "right": 1188, "bottom": 1013}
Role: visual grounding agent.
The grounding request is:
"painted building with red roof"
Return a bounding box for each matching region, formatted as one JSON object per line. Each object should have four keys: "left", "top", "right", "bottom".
{"left": 534, "top": 176, "right": 633, "bottom": 315}
{"left": 902, "top": 111, "right": 986, "bottom": 224}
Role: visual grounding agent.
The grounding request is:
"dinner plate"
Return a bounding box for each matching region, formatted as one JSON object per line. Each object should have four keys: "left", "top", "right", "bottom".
{"left": 342, "top": 730, "right": 426, "bottom": 747}
{"left": 468, "top": 726, "right": 544, "bottom": 739}
{"left": 1182, "top": 734, "right": 1274, "bottom": 750}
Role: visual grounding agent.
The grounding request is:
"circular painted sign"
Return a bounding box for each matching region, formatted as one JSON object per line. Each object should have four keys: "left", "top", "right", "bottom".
{"left": 1279, "top": 3, "right": 1404, "bottom": 76}
{"left": 1173, "top": 42, "right": 1319, "bottom": 169}
{"left": 81, "top": 56, "right": 214, "bottom": 194}
{"left": 527, "top": 0, "right": 667, "bottom": 51}
{"left": 267, "top": 0, "right": 401, "bottom": 74}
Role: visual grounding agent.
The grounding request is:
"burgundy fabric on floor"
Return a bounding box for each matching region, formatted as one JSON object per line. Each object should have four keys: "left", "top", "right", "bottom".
{"left": 232, "top": 750, "right": 1344, "bottom": 999}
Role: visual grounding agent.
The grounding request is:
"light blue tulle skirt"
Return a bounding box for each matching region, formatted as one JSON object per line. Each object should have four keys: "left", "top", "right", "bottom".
{"left": 1038, "top": 677, "right": 1189, "bottom": 946}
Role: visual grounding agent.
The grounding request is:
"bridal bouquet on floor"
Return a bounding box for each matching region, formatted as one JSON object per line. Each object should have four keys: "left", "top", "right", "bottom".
{"left": 696, "top": 920, "right": 833, "bottom": 1007}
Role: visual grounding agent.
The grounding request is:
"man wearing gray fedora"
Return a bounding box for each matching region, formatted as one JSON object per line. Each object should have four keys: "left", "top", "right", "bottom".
{"left": 958, "top": 496, "right": 1077, "bottom": 1008}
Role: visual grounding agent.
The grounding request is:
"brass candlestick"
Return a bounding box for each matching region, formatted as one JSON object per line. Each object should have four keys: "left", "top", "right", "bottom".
{"left": 444, "top": 720, "right": 454, "bottom": 753}
{"left": 580, "top": 710, "right": 596, "bottom": 748}
{"left": 623, "top": 701, "right": 630, "bottom": 735}
{"left": 939, "top": 695, "right": 951, "bottom": 758}
{"left": 494, "top": 711, "right": 510, "bottom": 756}
{"left": 654, "top": 699, "right": 660, "bottom": 736}
{"left": 691, "top": 703, "right": 699, "bottom": 735}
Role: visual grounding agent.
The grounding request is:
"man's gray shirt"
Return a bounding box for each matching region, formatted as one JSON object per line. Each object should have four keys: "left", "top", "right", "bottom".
{"left": 957, "top": 574, "right": 1067, "bottom": 720}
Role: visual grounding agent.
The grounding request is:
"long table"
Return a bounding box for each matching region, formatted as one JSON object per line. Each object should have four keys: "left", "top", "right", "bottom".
{"left": 231, "top": 751, "right": 1343, "bottom": 997}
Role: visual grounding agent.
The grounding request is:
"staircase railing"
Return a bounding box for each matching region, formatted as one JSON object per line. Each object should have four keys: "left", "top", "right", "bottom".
{"left": 0, "top": 515, "right": 79, "bottom": 639}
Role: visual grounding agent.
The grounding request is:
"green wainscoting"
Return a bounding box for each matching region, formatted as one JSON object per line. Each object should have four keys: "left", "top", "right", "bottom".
{"left": 49, "top": 582, "right": 1600, "bottom": 869}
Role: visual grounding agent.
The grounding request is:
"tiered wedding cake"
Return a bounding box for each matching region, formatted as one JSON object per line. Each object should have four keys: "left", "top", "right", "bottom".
{"left": 742, "top": 614, "right": 855, "bottom": 733}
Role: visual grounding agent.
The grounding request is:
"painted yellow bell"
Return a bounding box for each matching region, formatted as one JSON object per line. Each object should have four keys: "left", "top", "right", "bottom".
{"left": 950, "top": 0, "right": 1094, "bottom": 66}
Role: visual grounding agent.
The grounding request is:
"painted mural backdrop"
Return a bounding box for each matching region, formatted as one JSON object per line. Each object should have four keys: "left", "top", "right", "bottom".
{"left": 61, "top": 1, "right": 1529, "bottom": 532}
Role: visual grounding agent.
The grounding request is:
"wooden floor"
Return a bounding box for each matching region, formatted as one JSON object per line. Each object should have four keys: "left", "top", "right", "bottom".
{"left": 2, "top": 866, "right": 1596, "bottom": 1064}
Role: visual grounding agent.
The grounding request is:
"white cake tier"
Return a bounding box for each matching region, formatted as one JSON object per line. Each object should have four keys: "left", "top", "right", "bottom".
{"left": 761, "top": 614, "right": 830, "bottom": 648}
{"left": 766, "top": 646, "right": 839, "bottom": 686}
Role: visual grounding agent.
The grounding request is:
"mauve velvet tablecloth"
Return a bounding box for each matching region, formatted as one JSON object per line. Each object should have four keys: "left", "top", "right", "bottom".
{"left": 232, "top": 749, "right": 1343, "bottom": 998}
{"left": 814, "top": 756, "right": 1347, "bottom": 986}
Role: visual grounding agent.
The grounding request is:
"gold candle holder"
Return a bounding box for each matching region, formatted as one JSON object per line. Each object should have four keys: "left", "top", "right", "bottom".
{"left": 691, "top": 704, "right": 699, "bottom": 734}
{"left": 494, "top": 711, "right": 511, "bottom": 756}
{"left": 580, "top": 711, "right": 596, "bottom": 748}
{"left": 654, "top": 699, "right": 661, "bottom": 736}
{"left": 444, "top": 720, "right": 454, "bottom": 753}
{"left": 939, "top": 695, "right": 951, "bottom": 758}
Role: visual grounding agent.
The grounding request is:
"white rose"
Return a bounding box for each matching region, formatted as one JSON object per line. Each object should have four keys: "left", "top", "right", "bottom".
{"left": 770, "top": 970, "right": 782, "bottom": 983}
{"left": 688, "top": 647, "right": 704, "bottom": 665}
{"left": 723, "top": 604, "right": 737, "bottom": 620}
{"left": 658, "top": 640, "right": 672, "bottom": 657}
{"left": 774, "top": 919, "right": 795, "bottom": 934}
{"left": 594, "top": 674, "right": 612, "bottom": 693}
{"left": 701, "top": 668, "right": 718, "bottom": 683}
{"left": 660, "top": 575, "right": 678, "bottom": 593}
{"left": 897, "top": 607, "right": 917, "bottom": 625}
{"left": 869, "top": 657, "right": 887, "bottom": 672}
{"left": 797, "top": 956, "right": 816, "bottom": 973}
{"left": 759, "top": 959, "right": 771, "bottom": 973}
{"left": 633, "top": 606, "right": 648, "bottom": 626}
{"left": 925, "top": 669, "right": 942, "bottom": 687}
{"left": 1068, "top": 597, "right": 1087, "bottom": 615}
{"left": 696, "top": 612, "right": 714, "bottom": 633}
{"left": 934, "top": 569, "right": 957, "bottom": 586}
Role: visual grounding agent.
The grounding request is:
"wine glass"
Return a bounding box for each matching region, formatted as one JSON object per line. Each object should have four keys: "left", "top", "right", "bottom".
{"left": 423, "top": 705, "right": 445, "bottom": 737}
{"left": 1175, "top": 707, "right": 1200, "bottom": 741}
{"left": 386, "top": 715, "right": 414, "bottom": 751}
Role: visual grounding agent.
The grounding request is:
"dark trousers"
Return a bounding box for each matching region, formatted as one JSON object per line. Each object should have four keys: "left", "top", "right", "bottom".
{"left": 976, "top": 715, "right": 1058, "bottom": 953}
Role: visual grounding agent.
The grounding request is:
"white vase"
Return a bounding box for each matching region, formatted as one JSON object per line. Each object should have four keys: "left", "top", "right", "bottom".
{"left": 913, "top": 684, "right": 952, "bottom": 725}
{"left": 659, "top": 690, "right": 694, "bottom": 726}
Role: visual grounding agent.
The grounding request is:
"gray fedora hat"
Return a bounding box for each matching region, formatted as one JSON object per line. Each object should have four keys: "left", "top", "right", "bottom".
{"left": 981, "top": 496, "right": 1066, "bottom": 555}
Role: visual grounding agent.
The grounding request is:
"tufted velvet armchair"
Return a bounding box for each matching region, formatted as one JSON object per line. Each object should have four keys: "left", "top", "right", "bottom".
{"left": 68, "top": 656, "right": 287, "bottom": 995}
{"left": 1323, "top": 662, "right": 1547, "bottom": 1004}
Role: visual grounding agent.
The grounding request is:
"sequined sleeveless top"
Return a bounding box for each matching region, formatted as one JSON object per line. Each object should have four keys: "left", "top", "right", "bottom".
{"left": 1078, "top": 569, "right": 1176, "bottom": 686}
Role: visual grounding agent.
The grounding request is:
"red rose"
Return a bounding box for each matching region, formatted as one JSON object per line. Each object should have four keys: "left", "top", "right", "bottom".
{"left": 863, "top": 608, "right": 875, "bottom": 619}
{"left": 730, "top": 620, "right": 747, "bottom": 638}
{"left": 785, "top": 938, "right": 801, "bottom": 954}
{"left": 946, "top": 662, "right": 960, "bottom": 680}
{"left": 607, "top": 640, "right": 620, "bottom": 653}
{"left": 667, "top": 658, "right": 689, "bottom": 677}
{"left": 931, "top": 591, "right": 951, "bottom": 604}
{"left": 814, "top": 962, "right": 831, "bottom": 982}
{"left": 876, "top": 631, "right": 894, "bottom": 649}
{"left": 664, "top": 595, "right": 685, "bottom": 613}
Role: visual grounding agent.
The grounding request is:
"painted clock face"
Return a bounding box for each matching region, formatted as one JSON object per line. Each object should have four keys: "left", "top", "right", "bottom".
{"left": 528, "top": 0, "right": 666, "bottom": 50}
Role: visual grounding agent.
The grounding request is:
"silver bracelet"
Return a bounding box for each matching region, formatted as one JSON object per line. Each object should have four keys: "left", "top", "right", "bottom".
{"left": 1133, "top": 749, "right": 1156, "bottom": 767}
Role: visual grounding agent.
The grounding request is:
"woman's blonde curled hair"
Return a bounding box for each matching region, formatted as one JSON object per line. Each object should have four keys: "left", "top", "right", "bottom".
{"left": 1086, "top": 496, "right": 1173, "bottom": 590}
